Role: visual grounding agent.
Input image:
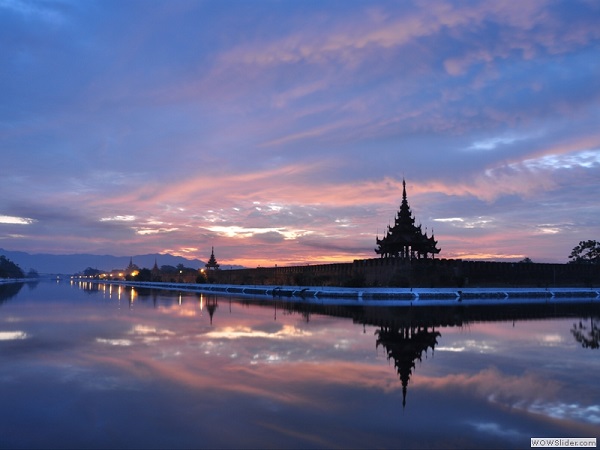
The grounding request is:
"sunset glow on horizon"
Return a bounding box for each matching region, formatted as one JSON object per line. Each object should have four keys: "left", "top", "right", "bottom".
{"left": 1, "top": 0, "right": 599, "bottom": 267}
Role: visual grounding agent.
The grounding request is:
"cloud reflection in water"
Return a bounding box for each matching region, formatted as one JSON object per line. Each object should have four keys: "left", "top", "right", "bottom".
{"left": 0, "top": 282, "right": 599, "bottom": 449}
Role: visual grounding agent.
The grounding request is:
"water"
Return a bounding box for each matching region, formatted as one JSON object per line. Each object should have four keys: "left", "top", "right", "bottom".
{"left": 0, "top": 280, "right": 598, "bottom": 449}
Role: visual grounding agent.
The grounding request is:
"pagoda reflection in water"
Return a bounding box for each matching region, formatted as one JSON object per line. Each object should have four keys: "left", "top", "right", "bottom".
{"left": 77, "top": 283, "right": 600, "bottom": 410}
{"left": 207, "top": 297, "right": 600, "bottom": 408}
{"left": 253, "top": 299, "right": 600, "bottom": 408}
{"left": 376, "top": 325, "right": 440, "bottom": 408}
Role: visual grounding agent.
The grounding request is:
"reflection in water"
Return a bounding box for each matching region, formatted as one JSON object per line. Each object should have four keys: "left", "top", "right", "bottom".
{"left": 8, "top": 280, "right": 593, "bottom": 449}
{"left": 206, "top": 295, "right": 218, "bottom": 324}
{"left": 0, "top": 282, "right": 24, "bottom": 304}
{"left": 86, "top": 283, "right": 600, "bottom": 410}
{"left": 571, "top": 318, "right": 599, "bottom": 349}
{"left": 376, "top": 325, "right": 440, "bottom": 408}
{"left": 258, "top": 299, "right": 600, "bottom": 408}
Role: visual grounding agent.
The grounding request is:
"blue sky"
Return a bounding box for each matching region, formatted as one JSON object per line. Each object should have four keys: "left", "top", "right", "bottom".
{"left": 1, "top": 0, "right": 599, "bottom": 266}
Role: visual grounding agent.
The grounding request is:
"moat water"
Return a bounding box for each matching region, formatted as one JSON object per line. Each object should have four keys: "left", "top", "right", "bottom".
{"left": 0, "top": 280, "right": 598, "bottom": 449}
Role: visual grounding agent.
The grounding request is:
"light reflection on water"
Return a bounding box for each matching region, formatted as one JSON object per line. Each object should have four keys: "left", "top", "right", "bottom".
{"left": 0, "top": 281, "right": 598, "bottom": 449}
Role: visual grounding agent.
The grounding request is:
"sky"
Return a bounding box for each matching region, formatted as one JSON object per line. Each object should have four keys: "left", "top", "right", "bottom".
{"left": 1, "top": 0, "right": 599, "bottom": 267}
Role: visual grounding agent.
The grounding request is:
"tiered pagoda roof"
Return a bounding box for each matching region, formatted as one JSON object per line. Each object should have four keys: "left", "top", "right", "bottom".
{"left": 376, "top": 325, "right": 441, "bottom": 408}
{"left": 375, "top": 179, "right": 440, "bottom": 260}
{"left": 205, "top": 247, "right": 220, "bottom": 270}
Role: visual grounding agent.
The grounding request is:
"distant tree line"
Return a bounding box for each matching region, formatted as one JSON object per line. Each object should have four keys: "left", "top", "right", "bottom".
{"left": 78, "top": 263, "right": 208, "bottom": 283}
{"left": 489, "top": 240, "right": 599, "bottom": 266}
{"left": 83, "top": 267, "right": 101, "bottom": 276}
{"left": 517, "top": 240, "right": 599, "bottom": 265}
{"left": 0, "top": 255, "right": 39, "bottom": 279}
{"left": 126, "top": 264, "right": 207, "bottom": 283}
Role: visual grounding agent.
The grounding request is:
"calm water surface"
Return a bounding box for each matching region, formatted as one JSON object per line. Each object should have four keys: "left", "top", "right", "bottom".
{"left": 0, "top": 280, "right": 599, "bottom": 449}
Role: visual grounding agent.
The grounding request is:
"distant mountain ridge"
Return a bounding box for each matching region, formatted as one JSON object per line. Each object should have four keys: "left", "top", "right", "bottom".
{"left": 0, "top": 248, "right": 207, "bottom": 275}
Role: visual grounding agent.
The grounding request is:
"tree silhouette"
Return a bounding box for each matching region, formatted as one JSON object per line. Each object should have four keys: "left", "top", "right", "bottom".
{"left": 134, "top": 268, "right": 153, "bottom": 282}
{"left": 83, "top": 267, "right": 101, "bottom": 276}
{"left": 569, "top": 240, "right": 600, "bottom": 264}
{"left": 0, "top": 255, "right": 25, "bottom": 278}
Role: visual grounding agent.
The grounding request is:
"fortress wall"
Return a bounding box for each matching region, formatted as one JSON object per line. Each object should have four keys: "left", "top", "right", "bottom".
{"left": 457, "top": 260, "right": 599, "bottom": 287}
{"left": 210, "top": 258, "right": 600, "bottom": 288}
{"left": 211, "top": 263, "right": 356, "bottom": 286}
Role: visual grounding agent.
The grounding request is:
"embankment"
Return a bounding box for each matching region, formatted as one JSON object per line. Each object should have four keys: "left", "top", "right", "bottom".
{"left": 94, "top": 280, "right": 600, "bottom": 305}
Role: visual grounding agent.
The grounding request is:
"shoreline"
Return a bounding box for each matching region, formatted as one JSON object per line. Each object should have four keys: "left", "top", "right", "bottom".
{"left": 5, "top": 278, "right": 598, "bottom": 305}
{"left": 81, "top": 280, "right": 600, "bottom": 306}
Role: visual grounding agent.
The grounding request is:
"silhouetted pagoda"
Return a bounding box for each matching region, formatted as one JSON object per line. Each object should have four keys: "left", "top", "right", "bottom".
{"left": 205, "top": 247, "right": 220, "bottom": 270}
{"left": 125, "top": 257, "right": 140, "bottom": 275}
{"left": 151, "top": 258, "right": 160, "bottom": 280}
{"left": 375, "top": 179, "right": 440, "bottom": 260}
